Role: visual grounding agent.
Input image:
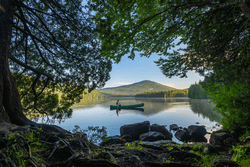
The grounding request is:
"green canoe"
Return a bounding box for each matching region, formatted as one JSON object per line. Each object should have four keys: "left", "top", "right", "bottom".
{"left": 110, "top": 103, "right": 144, "bottom": 110}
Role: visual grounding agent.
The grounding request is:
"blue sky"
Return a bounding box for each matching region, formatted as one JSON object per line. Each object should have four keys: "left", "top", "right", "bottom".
{"left": 103, "top": 52, "right": 204, "bottom": 89}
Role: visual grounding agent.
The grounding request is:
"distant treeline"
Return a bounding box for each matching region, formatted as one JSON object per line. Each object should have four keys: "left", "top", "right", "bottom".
{"left": 188, "top": 83, "right": 207, "bottom": 99}
{"left": 135, "top": 89, "right": 188, "bottom": 98}
{"left": 75, "top": 90, "right": 109, "bottom": 106}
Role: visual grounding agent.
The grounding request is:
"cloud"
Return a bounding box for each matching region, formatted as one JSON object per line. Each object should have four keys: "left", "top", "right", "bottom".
{"left": 115, "top": 82, "right": 133, "bottom": 86}
{"left": 164, "top": 84, "right": 176, "bottom": 88}
{"left": 177, "top": 36, "right": 182, "bottom": 40}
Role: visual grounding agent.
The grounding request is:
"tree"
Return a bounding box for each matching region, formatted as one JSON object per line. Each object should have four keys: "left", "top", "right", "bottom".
{"left": 90, "top": 0, "right": 250, "bottom": 132}
{"left": 188, "top": 83, "right": 207, "bottom": 99}
{"left": 0, "top": 0, "right": 111, "bottom": 130}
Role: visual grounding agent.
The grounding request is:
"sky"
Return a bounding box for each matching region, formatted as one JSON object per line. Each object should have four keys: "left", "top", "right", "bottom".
{"left": 103, "top": 52, "right": 204, "bottom": 89}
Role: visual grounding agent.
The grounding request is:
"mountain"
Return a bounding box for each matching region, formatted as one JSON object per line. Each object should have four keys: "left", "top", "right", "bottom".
{"left": 98, "top": 80, "right": 176, "bottom": 95}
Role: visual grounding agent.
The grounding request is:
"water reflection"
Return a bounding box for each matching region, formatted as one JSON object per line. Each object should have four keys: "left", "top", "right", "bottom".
{"left": 100, "top": 98, "right": 221, "bottom": 123}
{"left": 35, "top": 97, "right": 222, "bottom": 128}
{"left": 189, "top": 99, "right": 222, "bottom": 123}
{"left": 114, "top": 108, "right": 144, "bottom": 116}
{"left": 31, "top": 111, "right": 72, "bottom": 124}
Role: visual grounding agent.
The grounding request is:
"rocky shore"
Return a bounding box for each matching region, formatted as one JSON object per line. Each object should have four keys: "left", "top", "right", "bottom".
{"left": 0, "top": 121, "right": 249, "bottom": 167}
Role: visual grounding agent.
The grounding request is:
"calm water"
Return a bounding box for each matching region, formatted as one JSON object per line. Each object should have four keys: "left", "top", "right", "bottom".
{"left": 37, "top": 97, "right": 222, "bottom": 143}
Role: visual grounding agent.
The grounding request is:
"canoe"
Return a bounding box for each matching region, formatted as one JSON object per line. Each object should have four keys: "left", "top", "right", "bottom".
{"left": 110, "top": 103, "right": 144, "bottom": 110}
{"left": 110, "top": 108, "right": 144, "bottom": 112}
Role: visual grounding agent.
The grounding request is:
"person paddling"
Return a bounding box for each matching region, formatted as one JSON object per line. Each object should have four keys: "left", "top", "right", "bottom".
{"left": 116, "top": 100, "right": 121, "bottom": 114}
{"left": 116, "top": 100, "right": 121, "bottom": 107}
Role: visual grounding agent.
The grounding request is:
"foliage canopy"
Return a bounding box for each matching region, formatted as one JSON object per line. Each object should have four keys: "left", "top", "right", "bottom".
{"left": 3, "top": 0, "right": 112, "bottom": 121}
{"left": 90, "top": 0, "right": 250, "bottom": 78}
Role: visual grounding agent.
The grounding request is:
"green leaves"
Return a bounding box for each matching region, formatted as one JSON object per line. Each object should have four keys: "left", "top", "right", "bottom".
{"left": 72, "top": 125, "right": 108, "bottom": 144}
{"left": 11, "top": 0, "right": 112, "bottom": 118}
{"left": 90, "top": 0, "right": 250, "bottom": 79}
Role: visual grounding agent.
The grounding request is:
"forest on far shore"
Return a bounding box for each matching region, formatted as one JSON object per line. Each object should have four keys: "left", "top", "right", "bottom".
{"left": 135, "top": 89, "right": 188, "bottom": 98}
{"left": 188, "top": 83, "right": 207, "bottom": 99}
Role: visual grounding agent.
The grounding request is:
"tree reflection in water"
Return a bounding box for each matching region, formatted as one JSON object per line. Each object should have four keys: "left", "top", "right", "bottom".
{"left": 29, "top": 111, "right": 73, "bottom": 124}
{"left": 189, "top": 99, "right": 222, "bottom": 123}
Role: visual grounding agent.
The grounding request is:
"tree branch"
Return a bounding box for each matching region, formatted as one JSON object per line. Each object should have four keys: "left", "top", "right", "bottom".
{"left": 32, "top": 74, "right": 41, "bottom": 106}
{"left": 8, "top": 54, "right": 53, "bottom": 80}
{"left": 13, "top": 7, "right": 63, "bottom": 75}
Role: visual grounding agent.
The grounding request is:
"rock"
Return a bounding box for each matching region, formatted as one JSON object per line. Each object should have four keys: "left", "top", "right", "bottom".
{"left": 48, "top": 146, "right": 74, "bottom": 164}
{"left": 40, "top": 164, "right": 46, "bottom": 167}
{"left": 0, "top": 157, "right": 16, "bottom": 167}
{"left": 140, "top": 143, "right": 163, "bottom": 150}
{"left": 202, "top": 143, "right": 219, "bottom": 154}
{"left": 210, "top": 129, "right": 232, "bottom": 146}
{"left": 72, "top": 158, "right": 120, "bottom": 167}
{"left": 100, "top": 136, "right": 126, "bottom": 146}
{"left": 169, "top": 124, "right": 179, "bottom": 131}
{"left": 142, "top": 140, "right": 176, "bottom": 147}
{"left": 189, "top": 136, "right": 207, "bottom": 143}
{"left": 95, "top": 151, "right": 116, "bottom": 161}
{"left": 0, "top": 152, "right": 6, "bottom": 159}
{"left": 215, "top": 123, "right": 220, "bottom": 126}
{"left": 195, "top": 122, "right": 199, "bottom": 124}
{"left": 242, "top": 136, "right": 250, "bottom": 144}
{"left": 139, "top": 131, "right": 166, "bottom": 142}
{"left": 140, "top": 161, "right": 194, "bottom": 167}
{"left": 120, "top": 121, "right": 150, "bottom": 140}
{"left": 121, "top": 134, "right": 133, "bottom": 142}
{"left": 150, "top": 124, "right": 173, "bottom": 140}
{"left": 0, "top": 138, "right": 10, "bottom": 150}
{"left": 175, "top": 130, "right": 191, "bottom": 142}
{"left": 129, "top": 155, "right": 141, "bottom": 161}
{"left": 187, "top": 125, "right": 207, "bottom": 138}
{"left": 223, "top": 137, "right": 237, "bottom": 147}
{"left": 183, "top": 127, "right": 189, "bottom": 133}
{"left": 213, "top": 158, "right": 239, "bottom": 167}
{"left": 167, "top": 151, "right": 201, "bottom": 162}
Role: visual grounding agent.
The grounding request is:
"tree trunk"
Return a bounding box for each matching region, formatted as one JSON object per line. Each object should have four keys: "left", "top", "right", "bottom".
{"left": 0, "top": 0, "right": 36, "bottom": 127}
{"left": 0, "top": 1, "right": 71, "bottom": 135}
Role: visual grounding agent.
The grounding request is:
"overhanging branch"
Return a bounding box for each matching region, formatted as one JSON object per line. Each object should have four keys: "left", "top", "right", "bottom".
{"left": 9, "top": 54, "right": 53, "bottom": 80}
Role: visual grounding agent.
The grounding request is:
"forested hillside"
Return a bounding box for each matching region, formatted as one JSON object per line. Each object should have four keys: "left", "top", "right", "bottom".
{"left": 73, "top": 90, "right": 109, "bottom": 107}
{"left": 99, "top": 80, "right": 175, "bottom": 95}
{"left": 135, "top": 89, "right": 188, "bottom": 98}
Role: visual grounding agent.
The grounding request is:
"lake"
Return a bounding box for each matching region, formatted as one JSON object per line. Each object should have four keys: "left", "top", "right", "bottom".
{"left": 36, "top": 97, "right": 222, "bottom": 143}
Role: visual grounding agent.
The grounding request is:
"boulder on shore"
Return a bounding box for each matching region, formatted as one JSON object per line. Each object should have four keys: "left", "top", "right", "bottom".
{"left": 139, "top": 131, "right": 166, "bottom": 142}
{"left": 175, "top": 129, "right": 191, "bottom": 142}
{"left": 210, "top": 129, "right": 234, "bottom": 146}
{"left": 100, "top": 136, "right": 126, "bottom": 146}
{"left": 121, "top": 134, "right": 133, "bottom": 142}
{"left": 170, "top": 124, "right": 179, "bottom": 131}
{"left": 188, "top": 125, "right": 207, "bottom": 138}
{"left": 150, "top": 124, "right": 173, "bottom": 140}
{"left": 120, "top": 121, "right": 150, "bottom": 140}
